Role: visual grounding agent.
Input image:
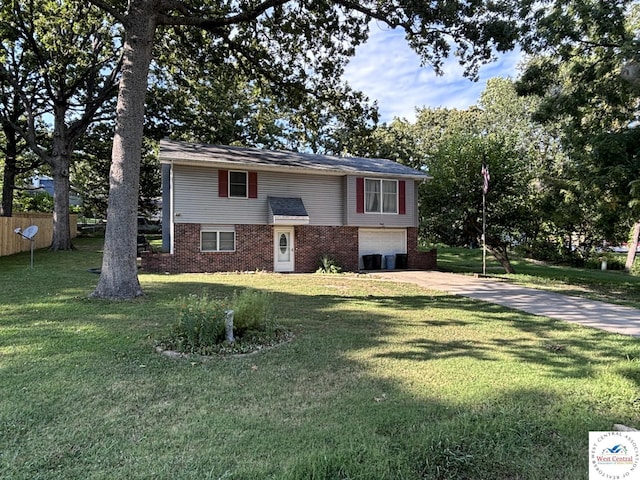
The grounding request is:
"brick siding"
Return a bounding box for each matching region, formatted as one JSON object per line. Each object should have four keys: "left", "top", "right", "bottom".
{"left": 406, "top": 227, "right": 438, "bottom": 270}
{"left": 295, "top": 225, "right": 359, "bottom": 272}
{"left": 142, "top": 224, "right": 437, "bottom": 273}
{"left": 142, "top": 224, "right": 272, "bottom": 273}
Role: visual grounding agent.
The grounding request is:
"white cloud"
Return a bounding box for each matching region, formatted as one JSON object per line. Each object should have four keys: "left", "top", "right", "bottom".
{"left": 342, "top": 25, "right": 523, "bottom": 123}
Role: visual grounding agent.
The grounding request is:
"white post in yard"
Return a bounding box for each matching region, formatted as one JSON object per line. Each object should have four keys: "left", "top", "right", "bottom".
{"left": 225, "top": 310, "right": 235, "bottom": 344}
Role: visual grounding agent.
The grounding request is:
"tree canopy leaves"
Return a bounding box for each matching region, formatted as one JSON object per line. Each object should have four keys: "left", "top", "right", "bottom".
{"left": 0, "top": 0, "right": 122, "bottom": 248}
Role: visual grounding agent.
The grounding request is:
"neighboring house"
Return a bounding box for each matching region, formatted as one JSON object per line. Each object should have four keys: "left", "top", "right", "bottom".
{"left": 31, "top": 175, "right": 55, "bottom": 195}
{"left": 142, "top": 139, "right": 437, "bottom": 273}
{"left": 29, "top": 175, "right": 82, "bottom": 207}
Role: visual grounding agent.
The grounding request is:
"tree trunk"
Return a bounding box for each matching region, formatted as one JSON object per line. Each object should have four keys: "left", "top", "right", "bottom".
{"left": 91, "top": 3, "right": 156, "bottom": 299}
{"left": 625, "top": 221, "right": 640, "bottom": 272}
{"left": 50, "top": 151, "right": 73, "bottom": 250}
{"left": 487, "top": 245, "right": 516, "bottom": 274}
{"left": 1, "top": 123, "right": 17, "bottom": 217}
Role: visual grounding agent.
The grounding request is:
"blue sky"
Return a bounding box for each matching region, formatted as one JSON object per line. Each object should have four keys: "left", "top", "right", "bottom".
{"left": 342, "top": 25, "right": 524, "bottom": 123}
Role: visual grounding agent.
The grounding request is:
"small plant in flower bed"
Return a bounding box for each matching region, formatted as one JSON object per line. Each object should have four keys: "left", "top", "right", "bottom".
{"left": 156, "top": 290, "right": 292, "bottom": 356}
{"left": 316, "top": 254, "right": 342, "bottom": 274}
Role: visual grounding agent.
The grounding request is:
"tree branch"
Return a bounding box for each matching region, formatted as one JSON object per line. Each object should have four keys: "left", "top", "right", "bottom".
{"left": 0, "top": 61, "right": 48, "bottom": 161}
{"left": 331, "top": 0, "right": 400, "bottom": 27}
{"left": 156, "top": 0, "right": 290, "bottom": 30}
{"left": 85, "top": 0, "right": 127, "bottom": 24}
{"left": 13, "top": 2, "right": 58, "bottom": 104}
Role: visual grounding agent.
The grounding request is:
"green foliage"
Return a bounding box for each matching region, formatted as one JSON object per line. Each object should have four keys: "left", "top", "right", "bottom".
{"left": 231, "top": 289, "right": 273, "bottom": 335}
{"left": 159, "top": 289, "right": 283, "bottom": 355}
{"left": 358, "top": 79, "right": 563, "bottom": 272}
{"left": 631, "top": 258, "right": 640, "bottom": 276}
{"left": 1, "top": 0, "right": 122, "bottom": 247}
{"left": 73, "top": 126, "right": 160, "bottom": 219}
{"left": 516, "top": 1, "right": 640, "bottom": 251}
{"left": 583, "top": 252, "right": 626, "bottom": 271}
{"left": 146, "top": 54, "right": 378, "bottom": 156}
{"left": 516, "top": 239, "right": 576, "bottom": 265}
{"left": 422, "top": 133, "right": 535, "bottom": 250}
{"left": 169, "top": 294, "right": 229, "bottom": 354}
{"left": 13, "top": 191, "right": 53, "bottom": 212}
{"left": 316, "top": 254, "right": 342, "bottom": 274}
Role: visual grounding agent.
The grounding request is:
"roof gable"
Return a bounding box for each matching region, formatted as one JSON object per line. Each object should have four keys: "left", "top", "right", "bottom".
{"left": 159, "top": 139, "right": 429, "bottom": 180}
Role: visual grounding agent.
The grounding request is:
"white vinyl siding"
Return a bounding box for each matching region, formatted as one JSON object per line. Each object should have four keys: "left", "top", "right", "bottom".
{"left": 172, "top": 166, "right": 344, "bottom": 225}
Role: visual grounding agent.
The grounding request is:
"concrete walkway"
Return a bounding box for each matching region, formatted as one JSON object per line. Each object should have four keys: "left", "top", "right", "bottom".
{"left": 373, "top": 270, "right": 640, "bottom": 337}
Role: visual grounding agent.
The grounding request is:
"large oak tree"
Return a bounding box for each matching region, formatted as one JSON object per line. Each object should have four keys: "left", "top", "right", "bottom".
{"left": 0, "top": 0, "right": 122, "bottom": 248}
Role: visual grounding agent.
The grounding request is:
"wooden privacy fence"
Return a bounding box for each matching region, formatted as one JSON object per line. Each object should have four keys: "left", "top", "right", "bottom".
{"left": 0, "top": 213, "right": 77, "bottom": 257}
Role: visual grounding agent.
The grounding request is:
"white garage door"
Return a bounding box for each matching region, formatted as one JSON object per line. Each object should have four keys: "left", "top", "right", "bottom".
{"left": 359, "top": 229, "right": 407, "bottom": 268}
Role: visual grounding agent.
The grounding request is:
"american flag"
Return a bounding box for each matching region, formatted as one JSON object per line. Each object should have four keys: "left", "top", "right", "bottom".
{"left": 481, "top": 164, "right": 490, "bottom": 195}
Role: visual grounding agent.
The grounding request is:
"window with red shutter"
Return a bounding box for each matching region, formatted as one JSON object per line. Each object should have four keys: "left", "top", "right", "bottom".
{"left": 218, "top": 169, "right": 228, "bottom": 197}
{"left": 219, "top": 170, "right": 256, "bottom": 198}
{"left": 356, "top": 177, "right": 364, "bottom": 213}
{"left": 249, "top": 172, "right": 258, "bottom": 198}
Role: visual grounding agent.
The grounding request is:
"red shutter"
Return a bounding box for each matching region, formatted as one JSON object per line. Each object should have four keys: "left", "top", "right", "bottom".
{"left": 248, "top": 172, "right": 258, "bottom": 198}
{"left": 218, "top": 169, "right": 228, "bottom": 197}
{"left": 399, "top": 180, "right": 406, "bottom": 215}
{"left": 356, "top": 177, "right": 364, "bottom": 213}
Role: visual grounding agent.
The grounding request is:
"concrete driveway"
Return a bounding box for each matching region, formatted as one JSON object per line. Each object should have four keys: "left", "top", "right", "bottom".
{"left": 373, "top": 270, "right": 640, "bottom": 337}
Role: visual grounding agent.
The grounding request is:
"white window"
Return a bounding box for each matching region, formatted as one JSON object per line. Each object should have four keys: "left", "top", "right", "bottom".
{"left": 229, "top": 171, "right": 247, "bottom": 198}
{"left": 365, "top": 179, "right": 397, "bottom": 214}
{"left": 201, "top": 228, "right": 235, "bottom": 252}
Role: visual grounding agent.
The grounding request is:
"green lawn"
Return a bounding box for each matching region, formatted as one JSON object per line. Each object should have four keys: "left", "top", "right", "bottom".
{"left": 2, "top": 238, "right": 640, "bottom": 479}
{"left": 437, "top": 247, "right": 640, "bottom": 308}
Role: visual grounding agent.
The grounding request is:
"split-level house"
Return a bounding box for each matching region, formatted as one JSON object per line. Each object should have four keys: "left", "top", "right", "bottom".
{"left": 142, "top": 139, "right": 437, "bottom": 273}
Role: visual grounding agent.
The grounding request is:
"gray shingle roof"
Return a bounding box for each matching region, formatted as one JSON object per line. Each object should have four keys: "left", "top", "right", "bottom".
{"left": 268, "top": 197, "right": 309, "bottom": 217}
{"left": 159, "top": 139, "right": 428, "bottom": 180}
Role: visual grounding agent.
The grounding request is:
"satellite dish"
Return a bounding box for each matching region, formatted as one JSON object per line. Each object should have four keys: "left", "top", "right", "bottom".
{"left": 22, "top": 225, "right": 38, "bottom": 240}
{"left": 14, "top": 225, "right": 39, "bottom": 269}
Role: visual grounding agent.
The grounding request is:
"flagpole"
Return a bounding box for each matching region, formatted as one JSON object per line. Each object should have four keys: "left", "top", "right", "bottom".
{"left": 482, "top": 189, "right": 486, "bottom": 276}
{"left": 481, "top": 158, "right": 489, "bottom": 276}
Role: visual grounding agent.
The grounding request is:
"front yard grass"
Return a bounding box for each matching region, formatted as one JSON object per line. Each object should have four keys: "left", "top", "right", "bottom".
{"left": 2, "top": 238, "right": 640, "bottom": 479}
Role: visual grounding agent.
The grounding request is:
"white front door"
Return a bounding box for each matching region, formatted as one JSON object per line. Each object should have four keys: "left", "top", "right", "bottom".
{"left": 274, "top": 228, "right": 294, "bottom": 272}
